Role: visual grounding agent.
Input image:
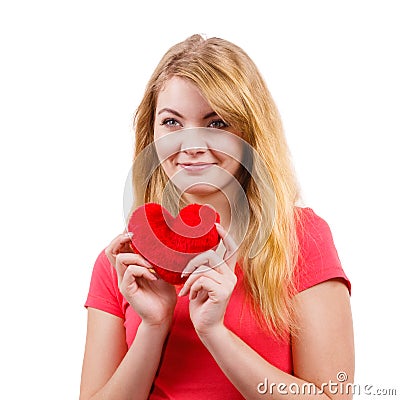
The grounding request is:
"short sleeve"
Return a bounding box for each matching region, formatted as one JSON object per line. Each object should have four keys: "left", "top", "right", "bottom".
{"left": 84, "top": 250, "right": 125, "bottom": 318}
{"left": 294, "top": 208, "right": 351, "bottom": 294}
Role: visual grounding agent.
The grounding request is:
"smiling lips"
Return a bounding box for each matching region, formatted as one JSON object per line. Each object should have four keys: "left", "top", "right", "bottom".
{"left": 178, "top": 162, "right": 216, "bottom": 171}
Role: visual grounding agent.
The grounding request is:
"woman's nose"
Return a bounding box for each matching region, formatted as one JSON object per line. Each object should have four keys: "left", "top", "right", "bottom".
{"left": 180, "top": 130, "right": 208, "bottom": 156}
{"left": 182, "top": 146, "right": 207, "bottom": 156}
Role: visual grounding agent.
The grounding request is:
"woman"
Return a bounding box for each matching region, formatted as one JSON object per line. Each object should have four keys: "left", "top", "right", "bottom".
{"left": 80, "top": 34, "right": 354, "bottom": 400}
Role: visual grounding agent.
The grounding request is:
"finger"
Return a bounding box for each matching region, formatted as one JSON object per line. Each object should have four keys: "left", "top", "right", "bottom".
{"left": 214, "top": 223, "right": 238, "bottom": 270}
{"left": 116, "top": 252, "right": 153, "bottom": 270}
{"left": 190, "top": 288, "right": 209, "bottom": 302}
{"left": 105, "top": 232, "right": 134, "bottom": 265}
{"left": 114, "top": 253, "right": 155, "bottom": 284}
{"left": 181, "top": 250, "right": 226, "bottom": 277}
{"left": 124, "top": 264, "right": 158, "bottom": 282}
{"left": 189, "top": 276, "right": 222, "bottom": 301}
{"left": 178, "top": 267, "right": 224, "bottom": 297}
{"left": 190, "top": 275, "right": 235, "bottom": 302}
{"left": 119, "top": 265, "right": 158, "bottom": 294}
{"left": 109, "top": 232, "right": 134, "bottom": 254}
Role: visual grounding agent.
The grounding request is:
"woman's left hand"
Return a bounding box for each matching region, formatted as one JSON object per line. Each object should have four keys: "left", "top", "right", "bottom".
{"left": 178, "top": 223, "right": 238, "bottom": 336}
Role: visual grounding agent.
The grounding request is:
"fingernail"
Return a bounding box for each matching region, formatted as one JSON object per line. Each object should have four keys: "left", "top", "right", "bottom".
{"left": 178, "top": 287, "right": 186, "bottom": 297}
{"left": 125, "top": 232, "right": 134, "bottom": 238}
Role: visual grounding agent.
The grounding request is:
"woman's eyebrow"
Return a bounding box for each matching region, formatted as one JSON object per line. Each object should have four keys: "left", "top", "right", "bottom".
{"left": 157, "top": 108, "right": 184, "bottom": 118}
{"left": 203, "top": 111, "right": 217, "bottom": 119}
{"left": 157, "top": 108, "right": 218, "bottom": 119}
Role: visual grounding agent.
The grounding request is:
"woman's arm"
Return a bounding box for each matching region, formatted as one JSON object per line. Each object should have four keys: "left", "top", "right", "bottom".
{"left": 197, "top": 279, "right": 354, "bottom": 400}
{"left": 80, "top": 233, "right": 177, "bottom": 399}
{"left": 80, "top": 308, "right": 170, "bottom": 400}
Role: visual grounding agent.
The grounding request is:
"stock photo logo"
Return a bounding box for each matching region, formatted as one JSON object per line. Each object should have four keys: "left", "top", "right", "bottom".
{"left": 122, "top": 128, "right": 276, "bottom": 284}
{"left": 257, "top": 372, "right": 399, "bottom": 397}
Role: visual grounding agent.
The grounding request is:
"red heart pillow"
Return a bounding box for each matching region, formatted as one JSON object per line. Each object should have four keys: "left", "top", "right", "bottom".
{"left": 127, "top": 203, "right": 220, "bottom": 285}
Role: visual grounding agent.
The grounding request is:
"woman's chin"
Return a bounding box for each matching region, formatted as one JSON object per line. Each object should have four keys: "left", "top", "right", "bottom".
{"left": 181, "top": 183, "right": 220, "bottom": 197}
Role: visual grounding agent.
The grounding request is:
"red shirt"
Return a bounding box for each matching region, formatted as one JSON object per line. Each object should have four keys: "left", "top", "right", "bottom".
{"left": 85, "top": 207, "right": 350, "bottom": 399}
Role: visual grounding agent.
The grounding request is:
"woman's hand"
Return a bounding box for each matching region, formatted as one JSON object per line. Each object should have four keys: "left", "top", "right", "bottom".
{"left": 178, "top": 223, "right": 238, "bottom": 336}
{"left": 105, "top": 233, "right": 177, "bottom": 327}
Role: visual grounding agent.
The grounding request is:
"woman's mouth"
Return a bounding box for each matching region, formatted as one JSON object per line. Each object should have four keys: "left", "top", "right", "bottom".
{"left": 178, "top": 162, "right": 216, "bottom": 171}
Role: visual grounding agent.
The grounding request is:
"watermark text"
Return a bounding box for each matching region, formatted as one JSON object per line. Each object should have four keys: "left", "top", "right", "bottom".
{"left": 257, "top": 372, "right": 398, "bottom": 396}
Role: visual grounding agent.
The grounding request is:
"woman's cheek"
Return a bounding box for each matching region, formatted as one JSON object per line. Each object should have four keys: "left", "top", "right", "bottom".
{"left": 154, "top": 133, "right": 181, "bottom": 164}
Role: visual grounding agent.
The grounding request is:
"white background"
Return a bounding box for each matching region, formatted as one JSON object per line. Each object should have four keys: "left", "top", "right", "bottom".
{"left": 1, "top": 1, "right": 399, "bottom": 398}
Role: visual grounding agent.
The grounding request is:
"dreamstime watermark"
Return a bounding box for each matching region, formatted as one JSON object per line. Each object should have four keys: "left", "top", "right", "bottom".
{"left": 257, "top": 372, "right": 398, "bottom": 397}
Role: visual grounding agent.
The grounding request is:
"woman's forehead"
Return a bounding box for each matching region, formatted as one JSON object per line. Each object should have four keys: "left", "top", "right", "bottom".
{"left": 156, "top": 77, "right": 214, "bottom": 116}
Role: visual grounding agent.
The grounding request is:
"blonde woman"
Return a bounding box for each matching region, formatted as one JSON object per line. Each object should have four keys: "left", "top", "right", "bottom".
{"left": 80, "top": 35, "right": 354, "bottom": 400}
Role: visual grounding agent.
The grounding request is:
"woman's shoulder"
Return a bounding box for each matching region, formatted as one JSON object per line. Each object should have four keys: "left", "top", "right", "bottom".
{"left": 90, "top": 249, "right": 117, "bottom": 280}
{"left": 294, "top": 207, "right": 351, "bottom": 293}
{"left": 295, "top": 207, "right": 335, "bottom": 250}
{"left": 295, "top": 206, "right": 328, "bottom": 228}
{"left": 84, "top": 248, "right": 125, "bottom": 318}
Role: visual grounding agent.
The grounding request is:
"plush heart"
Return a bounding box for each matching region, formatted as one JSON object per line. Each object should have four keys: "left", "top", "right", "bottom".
{"left": 127, "top": 203, "right": 220, "bottom": 285}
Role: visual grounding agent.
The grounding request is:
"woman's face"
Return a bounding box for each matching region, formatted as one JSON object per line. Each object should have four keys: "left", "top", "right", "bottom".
{"left": 153, "top": 77, "right": 243, "bottom": 197}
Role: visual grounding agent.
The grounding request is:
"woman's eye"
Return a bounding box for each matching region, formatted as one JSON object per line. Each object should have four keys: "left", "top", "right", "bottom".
{"left": 208, "top": 119, "right": 228, "bottom": 129}
{"left": 161, "top": 118, "right": 180, "bottom": 127}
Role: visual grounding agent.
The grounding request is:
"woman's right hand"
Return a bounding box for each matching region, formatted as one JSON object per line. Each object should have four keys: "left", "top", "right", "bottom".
{"left": 105, "top": 233, "right": 177, "bottom": 327}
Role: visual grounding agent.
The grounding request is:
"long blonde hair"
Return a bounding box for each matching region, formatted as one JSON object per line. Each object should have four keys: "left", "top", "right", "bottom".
{"left": 132, "top": 34, "right": 300, "bottom": 339}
